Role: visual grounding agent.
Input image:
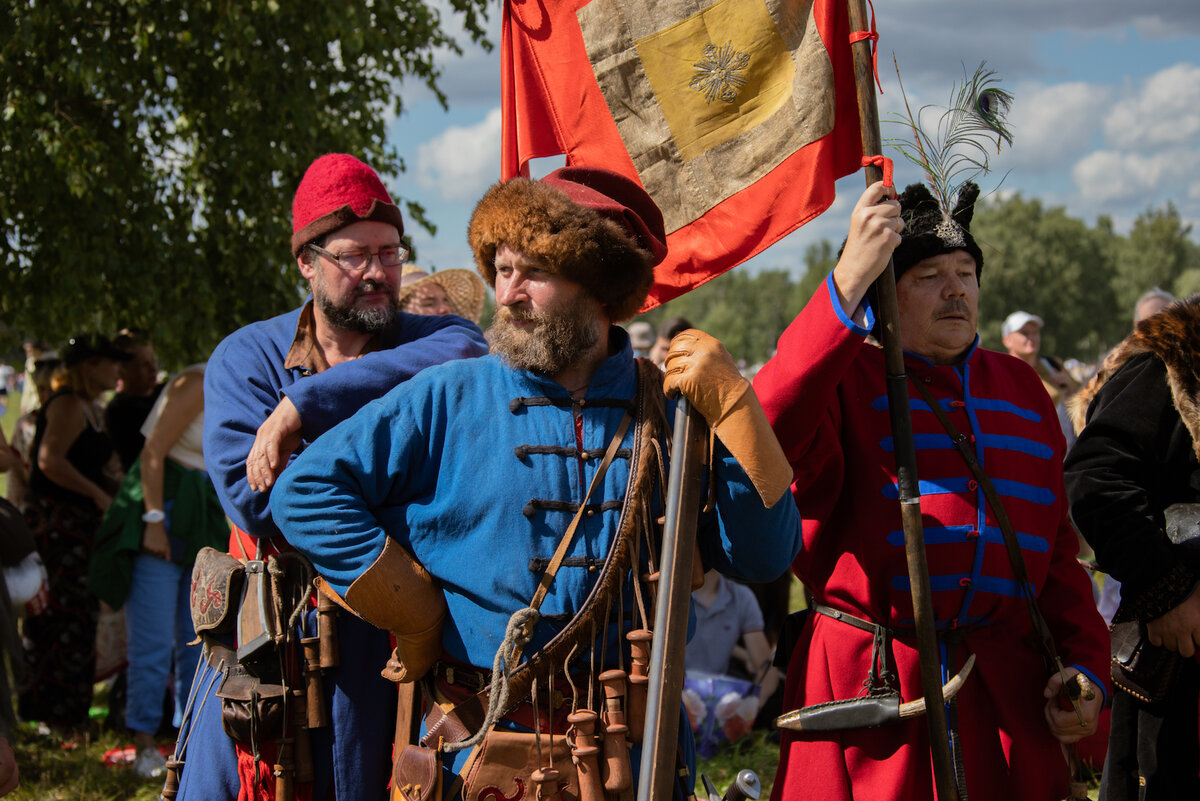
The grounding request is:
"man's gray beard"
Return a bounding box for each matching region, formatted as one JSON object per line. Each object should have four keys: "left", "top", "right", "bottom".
{"left": 487, "top": 299, "right": 601, "bottom": 375}
{"left": 314, "top": 279, "right": 398, "bottom": 334}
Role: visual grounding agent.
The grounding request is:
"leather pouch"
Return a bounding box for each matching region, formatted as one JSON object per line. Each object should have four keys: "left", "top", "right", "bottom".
{"left": 190, "top": 546, "right": 245, "bottom": 636}
{"left": 391, "top": 744, "right": 441, "bottom": 801}
{"left": 1110, "top": 619, "right": 1183, "bottom": 704}
{"left": 460, "top": 729, "right": 579, "bottom": 801}
{"left": 215, "top": 661, "right": 287, "bottom": 745}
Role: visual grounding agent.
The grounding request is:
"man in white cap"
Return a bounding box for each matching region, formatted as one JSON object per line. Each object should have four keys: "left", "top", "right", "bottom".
{"left": 1001, "top": 310, "right": 1079, "bottom": 408}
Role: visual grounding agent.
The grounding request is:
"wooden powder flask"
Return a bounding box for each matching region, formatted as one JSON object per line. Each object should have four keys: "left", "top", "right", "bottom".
{"left": 301, "top": 636, "right": 329, "bottom": 728}
{"left": 291, "top": 688, "right": 315, "bottom": 783}
{"left": 598, "top": 668, "right": 633, "bottom": 793}
{"left": 531, "top": 767, "right": 562, "bottom": 801}
{"left": 317, "top": 592, "right": 340, "bottom": 669}
{"left": 161, "top": 758, "right": 183, "bottom": 800}
{"left": 568, "top": 709, "right": 605, "bottom": 801}
{"left": 625, "top": 629, "right": 653, "bottom": 743}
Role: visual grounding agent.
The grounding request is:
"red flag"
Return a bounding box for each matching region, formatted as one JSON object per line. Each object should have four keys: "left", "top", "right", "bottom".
{"left": 501, "top": 0, "right": 863, "bottom": 309}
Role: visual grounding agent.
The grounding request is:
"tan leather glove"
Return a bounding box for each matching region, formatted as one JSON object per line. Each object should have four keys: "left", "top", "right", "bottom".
{"left": 662, "top": 330, "right": 793, "bottom": 507}
{"left": 319, "top": 537, "right": 446, "bottom": 683}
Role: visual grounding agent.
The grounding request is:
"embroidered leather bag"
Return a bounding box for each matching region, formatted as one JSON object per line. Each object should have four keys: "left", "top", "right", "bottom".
{"left": 190, "top": 546, "right": 244, "bottom": 635}
{"left": 460, "top": 730, "right": 579, "bottom": 801}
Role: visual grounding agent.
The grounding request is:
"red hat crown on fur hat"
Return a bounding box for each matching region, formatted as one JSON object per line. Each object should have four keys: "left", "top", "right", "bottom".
{"left": 467, "top": 167, "right": 667, "bottom": 322}
{"left": 290, "top": 153, "right": 405, "bottom": 257}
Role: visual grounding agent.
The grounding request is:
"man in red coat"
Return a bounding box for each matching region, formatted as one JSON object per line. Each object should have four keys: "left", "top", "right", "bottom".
{"left": 753, "top": 181, "right": 1109, "bottom": 800}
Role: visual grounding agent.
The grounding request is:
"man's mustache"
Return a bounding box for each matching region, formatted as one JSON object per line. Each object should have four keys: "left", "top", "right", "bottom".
{"left": 355, "top": 279, "right": 395, "bottom": 296}
{"left": 497, "top": 306, "right": 543, "bottom": 325}
{"left": 935, "top": 299, "right": 971, "bottom": 318}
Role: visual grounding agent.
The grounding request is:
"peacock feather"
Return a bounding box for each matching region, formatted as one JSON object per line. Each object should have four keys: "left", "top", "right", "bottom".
{"left": 885, "top": 60, "right": 1014, "bottom": 218}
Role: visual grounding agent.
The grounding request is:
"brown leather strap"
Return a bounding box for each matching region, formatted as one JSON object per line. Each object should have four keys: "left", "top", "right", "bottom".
{"left": 811, "top": 603, "right": 885, "bottom": 636}
{"left": 422, "top": 699, "right": 479, "bottom": 746}
{"left": 909, "top": 379, "right": 1067, "bottom": 672}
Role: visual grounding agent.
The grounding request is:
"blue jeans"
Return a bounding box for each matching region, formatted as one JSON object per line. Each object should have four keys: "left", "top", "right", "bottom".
{"left": 125, "top": 552, "right": 200, "bottom": 735}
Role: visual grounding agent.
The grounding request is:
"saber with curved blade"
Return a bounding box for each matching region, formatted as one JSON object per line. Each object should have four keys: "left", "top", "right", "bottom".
{"left": 776, "top": 653, "right": 976, "bottom": 732}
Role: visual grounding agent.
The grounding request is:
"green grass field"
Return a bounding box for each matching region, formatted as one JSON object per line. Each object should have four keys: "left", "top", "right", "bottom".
{"left": 2, "top": 719, "right": 775, "bottom": 801}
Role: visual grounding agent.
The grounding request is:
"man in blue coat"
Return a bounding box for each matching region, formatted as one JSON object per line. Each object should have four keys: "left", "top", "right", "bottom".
{"left": 171, "top": 153, "right": 486, "bottom": 801}
{"left": 271, "top": 167, "right": 802, "bottom": 799}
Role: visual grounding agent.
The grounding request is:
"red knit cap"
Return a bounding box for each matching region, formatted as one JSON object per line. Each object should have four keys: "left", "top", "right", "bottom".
{"left": 290, "top": 153, "right": 405, "bottom": 256}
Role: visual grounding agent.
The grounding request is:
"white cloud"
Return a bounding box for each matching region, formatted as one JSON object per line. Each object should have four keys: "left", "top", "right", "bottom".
{"left": 415, "top": 107, "right": 503, "bottom": 202}
{"left": 1007, "top": 82, "right": 1110, "bottom": 170}
{"left": 1072, "top": 148, "right": 1200, "bottom": 207}
{"left": 1105, "top": 63, "right": 1200, "bottom": 149}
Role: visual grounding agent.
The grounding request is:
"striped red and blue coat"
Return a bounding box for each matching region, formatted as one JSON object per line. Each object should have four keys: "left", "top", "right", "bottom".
{"left": 753, "top": 274, "right": 1109, "bottom": 801}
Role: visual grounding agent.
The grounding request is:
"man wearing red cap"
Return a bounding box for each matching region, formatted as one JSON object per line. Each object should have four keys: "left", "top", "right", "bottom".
{"left": 171, "top": 153, "right": 486, "bottom": 801}
{"left": 269, "top": 167, "right": 802, "bottom": 798}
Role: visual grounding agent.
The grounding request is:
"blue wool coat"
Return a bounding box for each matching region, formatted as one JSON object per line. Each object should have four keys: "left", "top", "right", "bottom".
{"left": 174, "top": 304, "right": 486, "bottom": 801}
{"left": 272, "top": 332, "right": 803, "bottom": 788}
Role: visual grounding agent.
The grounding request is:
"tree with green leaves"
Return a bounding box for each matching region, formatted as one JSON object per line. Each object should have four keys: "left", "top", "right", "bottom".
{"left": 1111, "top": 203, "right": 1200, "bottom": 316}
{"left": 972, "top": 193, "right": 1123, "bottom": 361}
{"left": 1, "top": 0, "right": 490, "bottom": 365}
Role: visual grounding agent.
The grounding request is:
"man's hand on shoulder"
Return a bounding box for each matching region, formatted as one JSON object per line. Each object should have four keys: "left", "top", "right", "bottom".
{"left": 246, "top": 396, "right": 303, "bottom": 493}
{"left": 1147, "top": 584, "right": 1200, "bottom": 657}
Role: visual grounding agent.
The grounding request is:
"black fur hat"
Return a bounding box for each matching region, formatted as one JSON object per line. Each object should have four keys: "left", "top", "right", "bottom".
{"left": 893, "top": 182, "right": 983, "bottom": 279}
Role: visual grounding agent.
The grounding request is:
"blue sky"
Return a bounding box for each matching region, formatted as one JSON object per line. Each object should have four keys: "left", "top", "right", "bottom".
{"left": 385, "top": 1, "right": 1200, "bottom": 279}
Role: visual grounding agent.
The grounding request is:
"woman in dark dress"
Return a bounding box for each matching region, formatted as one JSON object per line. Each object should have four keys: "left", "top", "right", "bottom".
{"left": 18, "top": 334, "right": 129, "bottom": 736}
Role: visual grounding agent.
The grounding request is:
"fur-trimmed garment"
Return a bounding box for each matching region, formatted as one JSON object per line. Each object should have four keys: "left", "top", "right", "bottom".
{"left": 1069, "top": 296, "right": 1200, "bottom": 454}
{"left": 1064, "top": 295, "right": 1200, "bottom": 799}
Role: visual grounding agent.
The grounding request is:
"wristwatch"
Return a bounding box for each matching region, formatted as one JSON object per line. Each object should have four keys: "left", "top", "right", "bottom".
{"left": 141, "top": 509, "right": 166, "bottom": 524}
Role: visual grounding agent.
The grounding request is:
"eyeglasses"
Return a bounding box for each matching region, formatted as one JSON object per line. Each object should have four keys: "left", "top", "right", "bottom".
{"left": 308, "top": 242, "right": 410, "bottom": 273}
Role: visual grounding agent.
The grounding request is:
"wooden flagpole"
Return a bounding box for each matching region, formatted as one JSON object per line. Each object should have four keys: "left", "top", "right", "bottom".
{"left": 845, "top": 2, "right": 959, "bottom": 798}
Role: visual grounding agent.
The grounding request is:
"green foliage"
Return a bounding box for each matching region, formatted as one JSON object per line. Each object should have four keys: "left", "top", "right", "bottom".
{"left": 0, "top": 0, "right": 491, "bottom": 367}
{"left": 1111, "top": 203, "right": 1198, "bottom": 313}
{"left": 972, "top": 193, "right": 1123, "bottom": 361}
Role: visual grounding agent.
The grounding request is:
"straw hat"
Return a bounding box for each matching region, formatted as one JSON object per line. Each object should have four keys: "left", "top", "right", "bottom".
{"left": 398, "top": 265, "right": 486, "bottom": 324}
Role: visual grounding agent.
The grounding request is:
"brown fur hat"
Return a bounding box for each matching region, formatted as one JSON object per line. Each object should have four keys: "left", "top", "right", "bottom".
{"left": 467, "top": 167, "right": 668, "bottom": 322}
{"left": 1069, "top": 295, "right": 1200, "bottom": 458}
